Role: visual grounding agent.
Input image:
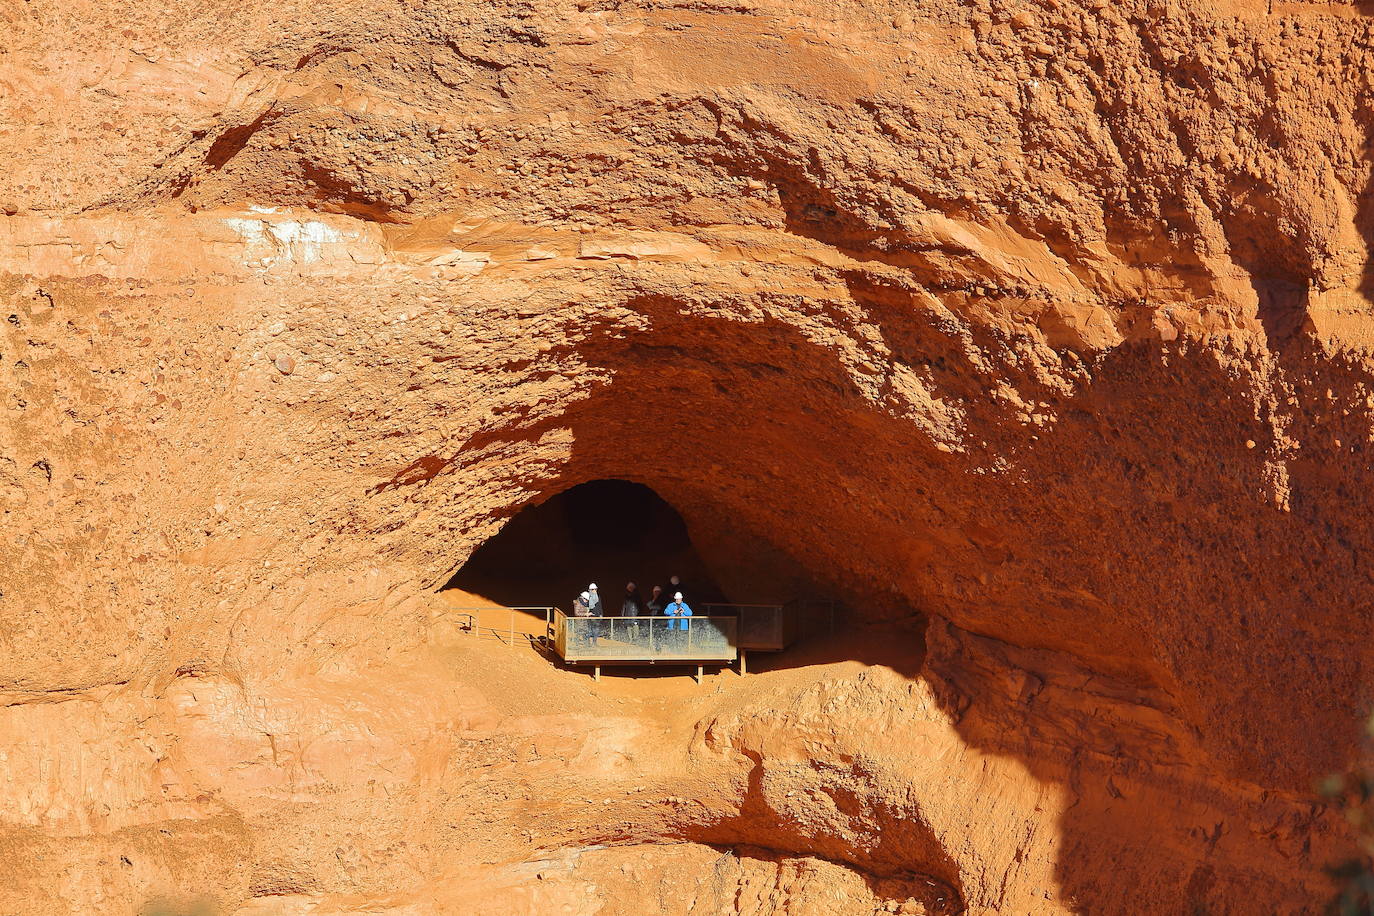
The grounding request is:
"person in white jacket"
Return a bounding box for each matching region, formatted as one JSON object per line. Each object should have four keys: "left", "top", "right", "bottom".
{"left": 573, "top": 590, "right": 600, "bottom": 646}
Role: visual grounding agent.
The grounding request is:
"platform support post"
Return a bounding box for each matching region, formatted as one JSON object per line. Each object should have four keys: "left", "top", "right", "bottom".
{"left": 694, "top": 665, "right": 703, "bottom": 683}
{"left": 739, "top": 650, "right": 747, "bottom": 676}
{"left": 594, "top": 666, "right": 601, "bottom": 682}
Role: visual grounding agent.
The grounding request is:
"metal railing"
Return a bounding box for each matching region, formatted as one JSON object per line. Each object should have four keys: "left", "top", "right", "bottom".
{"left": 551, "top": 610, "right": 737, "bottom": 663}
{"left": 434, "top": 598, "right": 841, "bottom": 681}
{"left": 440, "top": 600, "right": 837, "bottom": 652}
{"left": 701, "top": 604, "right": 789, "bottom": 651}
{"left": 442, "top": 606, "right": 556, "bottom": 648}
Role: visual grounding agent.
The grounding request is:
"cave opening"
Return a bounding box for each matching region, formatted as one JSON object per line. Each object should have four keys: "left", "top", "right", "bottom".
{"left": 444, "top": 479, "right": 732, "bottom": 613}
{"left": 440, "top": 467, "right": 926, "bottom": 680}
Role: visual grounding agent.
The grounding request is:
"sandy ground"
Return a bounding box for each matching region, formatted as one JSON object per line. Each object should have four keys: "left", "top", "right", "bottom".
{"left": 434, "top": 587, "right": 921, "bottom": 720}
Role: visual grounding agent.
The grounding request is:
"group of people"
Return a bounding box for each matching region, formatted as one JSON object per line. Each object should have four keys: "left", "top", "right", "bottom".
{"left": 572, "top": 576, "right": 694, "bottom": 646}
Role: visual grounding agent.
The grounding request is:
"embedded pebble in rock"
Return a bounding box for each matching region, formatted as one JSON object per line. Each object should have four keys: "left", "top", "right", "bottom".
{"left": 2, "top": 1, "right": 1373, "bottom": 914}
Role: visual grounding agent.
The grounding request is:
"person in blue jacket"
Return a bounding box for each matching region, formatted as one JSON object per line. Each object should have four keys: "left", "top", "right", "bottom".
{"left": 664, "top": 592, "right": 692, "bottom": 630}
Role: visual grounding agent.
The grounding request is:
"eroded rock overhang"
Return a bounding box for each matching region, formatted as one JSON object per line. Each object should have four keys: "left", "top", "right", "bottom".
{"left": 7, "top": 0, "right": 1374, "bottom": 909}
{"left": 5, "top": 193, "right": 1370, "bottom": 791}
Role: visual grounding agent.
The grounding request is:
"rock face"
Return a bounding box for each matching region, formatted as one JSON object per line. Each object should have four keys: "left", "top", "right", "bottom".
{"left": 4, "top": 0, "right": 1374, "bottom": 912}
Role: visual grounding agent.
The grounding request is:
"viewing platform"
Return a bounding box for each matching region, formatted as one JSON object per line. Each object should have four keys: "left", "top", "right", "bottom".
{"left": 548, "top": 603, "right": 800, "bottom": 680}
{"left": 441, "top": 600, "right": 822, "bottom": 681}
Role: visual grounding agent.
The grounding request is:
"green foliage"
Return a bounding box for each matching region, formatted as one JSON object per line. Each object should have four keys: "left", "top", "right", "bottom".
{"left": 1322, "top": 713, "right": 1374, "bottom": 915}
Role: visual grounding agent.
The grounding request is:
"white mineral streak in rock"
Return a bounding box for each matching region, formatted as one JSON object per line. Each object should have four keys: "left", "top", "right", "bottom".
{"left": 223, "top": 216, "right": 347, "bottom": 267}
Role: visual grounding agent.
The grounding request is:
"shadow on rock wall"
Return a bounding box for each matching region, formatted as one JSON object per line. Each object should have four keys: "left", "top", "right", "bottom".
{"left": 502, "top": 289, "right": 1371, "bottom": 913}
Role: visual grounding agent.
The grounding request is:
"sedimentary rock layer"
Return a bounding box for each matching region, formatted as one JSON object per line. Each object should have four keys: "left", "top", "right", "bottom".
{"left": 4, "top": 0, "right": 1374, "bottom": 912}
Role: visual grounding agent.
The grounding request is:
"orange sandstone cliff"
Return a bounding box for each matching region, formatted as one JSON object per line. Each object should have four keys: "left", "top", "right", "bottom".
{"left": 3, "top": 0, "right": 1373, "bottom": 912}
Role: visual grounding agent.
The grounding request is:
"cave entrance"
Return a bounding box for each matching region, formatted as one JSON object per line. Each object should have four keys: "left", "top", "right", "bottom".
{"left": 442, "top": 479, "right": 848, "bottom": 678}
{"left": 443, "top": 479, "right": 730, "bottom": 614}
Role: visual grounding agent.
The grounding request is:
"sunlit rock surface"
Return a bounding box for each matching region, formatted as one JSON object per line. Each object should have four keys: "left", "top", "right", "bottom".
{"left": 4, "top": 0, "right": 1374, "bottom": 911}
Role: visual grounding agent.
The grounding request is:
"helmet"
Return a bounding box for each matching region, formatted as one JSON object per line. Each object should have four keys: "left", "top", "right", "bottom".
{"left": 674, "top": 592, "right": 683, "bottom": 601}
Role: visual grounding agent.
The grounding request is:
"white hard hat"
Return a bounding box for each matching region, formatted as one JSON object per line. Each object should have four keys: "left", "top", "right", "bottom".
{"left": 589, "top": 582, "right": 598, "bottom": 589}
{"left": 674, "top": 592, "right": 683, "bottom": 601}
{"left": 580, "top": 591, "right": 590, "bottom": 601}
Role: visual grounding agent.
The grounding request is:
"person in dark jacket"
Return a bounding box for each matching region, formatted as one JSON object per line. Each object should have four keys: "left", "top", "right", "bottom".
{"left": 587, "top": 583, "right": 605, "bottom": 642}
{"left": 621, "top": 582, "right": 644, "bottom": 617}
{"left": 646, "top": 585, "right": 665, "bottom": 615}
{"left": 621, "top": 581, "right": 645, "bottom": 641}
{"left": 666, "top": 574, "right": 684, "bottom": 603}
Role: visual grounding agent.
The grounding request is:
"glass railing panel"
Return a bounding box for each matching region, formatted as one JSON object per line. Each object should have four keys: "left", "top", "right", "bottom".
{"left": 708, "top": 605, "right": 784, "bottom": 649}
{"left": 559, "top": 616, "right": 736, "bottom": 660}
{"left": 554, "top": 613, "right": 568, "bottom": 658}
